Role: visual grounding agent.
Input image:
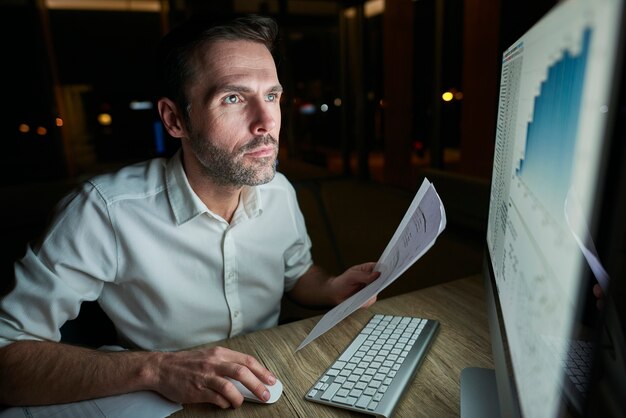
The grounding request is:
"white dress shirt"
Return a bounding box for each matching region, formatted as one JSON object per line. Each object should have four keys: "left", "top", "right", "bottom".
{"left": 0, "top": 150, "right": 313, "bottom": 351}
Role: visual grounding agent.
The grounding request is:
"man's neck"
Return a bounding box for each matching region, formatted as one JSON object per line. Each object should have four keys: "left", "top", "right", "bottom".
{"left": 191, "top": 178, "right": 242, "bottom": 223}
{"left": 181, "top": 155, "right": 243, "bottom": 223}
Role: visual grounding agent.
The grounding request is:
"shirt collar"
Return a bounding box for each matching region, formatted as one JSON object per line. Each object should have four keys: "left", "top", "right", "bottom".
{"left": 233, "top": 185, "right": 263, "bottom": 223}
{"left": 166, "top": 149, "right": 208, "bottom": 225}
{"left": 166, "top": 149, "right": 263, "bottom": 225}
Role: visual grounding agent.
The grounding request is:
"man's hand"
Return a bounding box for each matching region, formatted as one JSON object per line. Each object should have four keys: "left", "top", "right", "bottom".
{"left": 288, "top": 263, "right": 380, "bottom": 308}
{"left": 327, "top": 262, "right": 381, "bottom": 307}
{"left": 153, "top": 346, "right": 276, "bottom": 408}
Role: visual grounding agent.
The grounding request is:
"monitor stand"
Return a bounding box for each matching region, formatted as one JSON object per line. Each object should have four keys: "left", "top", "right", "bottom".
{"left": 460, "top": 367, "right": 501, "bottom": 418}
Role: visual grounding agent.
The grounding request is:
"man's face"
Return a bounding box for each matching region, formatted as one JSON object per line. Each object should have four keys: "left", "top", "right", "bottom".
{"left": 182, "top": 39, "right": 282, "bottom": 187}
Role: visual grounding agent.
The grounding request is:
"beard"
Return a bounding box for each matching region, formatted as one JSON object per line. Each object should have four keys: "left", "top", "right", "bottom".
{"left": 187, "top": 131, "right": 279, "bottom": 187}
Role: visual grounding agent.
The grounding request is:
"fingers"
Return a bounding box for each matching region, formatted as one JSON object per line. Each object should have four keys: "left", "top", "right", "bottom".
{"left": 222, "top": 362, "right": 272, "bottom": 402}
{"left": 201, "top": 374, "right": 264, "bottom": 409}
{"left": 202, "top": 347, "right": 274, "bottom": 405}
{"left": 353, "top": 261, "right": 378, "bottom": 272}
{"left": 159, "top": 347, "right": 276, "bottom": 408}
{"left": 219, "top": 348, "right": 276, "bottom": 385}
{"left": 361, "top": 295, "right": 377, "bottom": 308}
{"left": 352, "top": 263, "right": 382, "bottom": 285}
{"left": 592, "top": 284, "right": 605, "bottom": 310}
{"left": 202, "top": 380, "right": 234, "bottom": 409}
{"left": 593, "top": 283, "right": 603, "bottom": 298}
{"left": 353, "top": 269, "right": 380, "bottom": 288}
{"left": 366, "top": 270, "right": 381, "bottom": 283}
{"left": 348, "top": 263, "right": 380, "bottom": 280}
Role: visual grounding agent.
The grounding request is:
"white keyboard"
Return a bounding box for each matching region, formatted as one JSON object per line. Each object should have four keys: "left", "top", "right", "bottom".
{"left": 305, "top": 314, "right": 439, "bottom": 417}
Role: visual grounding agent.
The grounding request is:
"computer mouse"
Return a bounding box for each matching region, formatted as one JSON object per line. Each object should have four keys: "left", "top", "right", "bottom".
{"left": 226, "top": 377, "right": 283, "bottom": 404}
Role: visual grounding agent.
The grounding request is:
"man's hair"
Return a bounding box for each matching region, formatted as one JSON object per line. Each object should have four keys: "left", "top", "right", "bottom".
{"left": 156, "top": 14, "right": 279, "bottom": 125}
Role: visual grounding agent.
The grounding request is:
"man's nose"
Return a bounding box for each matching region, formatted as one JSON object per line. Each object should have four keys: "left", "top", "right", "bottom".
{"left": 249, "top": 101, "right": 277, "bottom": 135}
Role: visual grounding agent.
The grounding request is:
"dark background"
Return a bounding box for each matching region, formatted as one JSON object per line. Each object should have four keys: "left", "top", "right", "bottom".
{"left": 0, "top": 0, "right": 556, "bottom": 187}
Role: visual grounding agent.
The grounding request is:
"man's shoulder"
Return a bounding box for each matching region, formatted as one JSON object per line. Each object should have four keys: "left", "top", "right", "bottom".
{"left": 86, "top": 158, "right": 169, "bottom": 203}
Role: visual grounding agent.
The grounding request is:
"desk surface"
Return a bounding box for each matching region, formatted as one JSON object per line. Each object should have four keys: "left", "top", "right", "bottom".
{"left": 173, "top": 274, "right": 493, "bottom": 417}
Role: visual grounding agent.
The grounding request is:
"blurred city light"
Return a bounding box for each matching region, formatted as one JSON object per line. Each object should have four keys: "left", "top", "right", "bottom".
{"left": 130, "top": 100, "right": 153, "bottom": 110}
{"left": 98, "top": 113, "right": 113, "bottom": 126}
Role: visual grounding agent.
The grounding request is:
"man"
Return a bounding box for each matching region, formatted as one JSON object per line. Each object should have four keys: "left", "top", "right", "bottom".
{"left": 0, "top": 15, "right": 379, "bottom": 409}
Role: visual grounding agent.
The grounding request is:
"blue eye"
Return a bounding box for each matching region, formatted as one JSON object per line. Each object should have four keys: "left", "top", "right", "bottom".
{"left": 266, "top": 94, "right": 277, "bottom": 102}
{"left": 224, "top": 95, "right": 240, "bottom": 104}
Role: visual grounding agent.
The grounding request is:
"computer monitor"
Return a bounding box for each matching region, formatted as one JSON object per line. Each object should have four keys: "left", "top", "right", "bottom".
{"left": 461, "top": 0, "right": 626, "bottom": 417}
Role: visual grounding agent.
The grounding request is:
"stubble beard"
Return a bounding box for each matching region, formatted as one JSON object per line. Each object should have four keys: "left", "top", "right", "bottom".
{"left": 188, "top": 132, "right": 279, "bottom": 187}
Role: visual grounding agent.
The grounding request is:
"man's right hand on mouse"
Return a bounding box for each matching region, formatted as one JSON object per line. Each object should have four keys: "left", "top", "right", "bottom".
{"left": 148, "top": 346, "right": 276, "bottom": 409}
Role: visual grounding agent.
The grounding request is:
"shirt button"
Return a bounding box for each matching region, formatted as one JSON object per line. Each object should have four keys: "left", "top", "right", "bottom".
{"left": 234, "top": 311, "right": 240, "bottom": 318}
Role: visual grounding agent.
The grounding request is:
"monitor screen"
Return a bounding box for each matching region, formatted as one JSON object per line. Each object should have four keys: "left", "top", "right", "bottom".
{"left": 474, "top": 0, "right": 626, "bottom": 417}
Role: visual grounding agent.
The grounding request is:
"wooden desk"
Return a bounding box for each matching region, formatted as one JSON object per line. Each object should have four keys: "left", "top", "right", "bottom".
{"left": 174, "top": 274, "right": 493, "bottom": 417}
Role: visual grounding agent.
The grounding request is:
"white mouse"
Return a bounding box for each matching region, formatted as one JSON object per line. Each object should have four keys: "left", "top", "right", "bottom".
{"left": 226, "top": 377, "right": 283, "bottom": 404}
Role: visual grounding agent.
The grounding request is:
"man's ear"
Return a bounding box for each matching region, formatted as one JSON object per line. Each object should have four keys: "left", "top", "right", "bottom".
{"left": 158, "top": 97, "right": 186, "bottom": 138}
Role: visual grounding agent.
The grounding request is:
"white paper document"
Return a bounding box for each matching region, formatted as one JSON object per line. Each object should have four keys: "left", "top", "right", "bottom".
{"left": 296, "top": 178, "right": 446, "bottom": 351}
{"left": 0, "top": 391, "right": 182, "bottom": 418}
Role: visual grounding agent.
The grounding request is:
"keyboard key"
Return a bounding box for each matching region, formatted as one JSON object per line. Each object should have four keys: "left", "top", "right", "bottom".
{"left": 368, "top": 379, "right": 382, "bottom": 389}
{"left": 333, "top": 361, "right": 347, "bottom": 369}
{"left": 355, "top": 395, "right": 372, "bottom": 409}
{"left": 336, "top": 388, "right": 349, "bottom": 398}
{"left": 337, "top": 334, "right": 367, "bottom": 362}
{"left": 364, "top": 387, "right": 377, "bottom": 396}
{"left": 332, "top": 395, "right": 356, "bottom": 406}
{"left": 367, "top": 401, "right": 379, "bottom": 410}
{"left": 355, "top": 381, "right": 367, "bottom": 390}
{"left": 320, "top": 383, "right": 341, "bottom": 401}
{"left": 349, "top": 388, "right": 363, "bottom": 398}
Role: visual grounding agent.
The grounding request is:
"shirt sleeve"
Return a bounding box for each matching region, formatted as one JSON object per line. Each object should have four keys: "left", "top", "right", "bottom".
{"left": 0, "top": 183, "right": 118, "bottom": 348}
{"left": 282, "top": 180, "right": 314, "bottom": 292}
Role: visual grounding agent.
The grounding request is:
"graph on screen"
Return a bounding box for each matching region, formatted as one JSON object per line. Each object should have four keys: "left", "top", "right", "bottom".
{"left": 516, "top": 29, "right": 592, "bottom": 219}
{"left": 489, "top": 24, "right": 597, "bottom": 289}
